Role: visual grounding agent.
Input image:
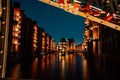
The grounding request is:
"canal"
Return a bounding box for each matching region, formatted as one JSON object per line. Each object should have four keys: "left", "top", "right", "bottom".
{"left": 5, "top": 53, "right": 103, "bottom": 80}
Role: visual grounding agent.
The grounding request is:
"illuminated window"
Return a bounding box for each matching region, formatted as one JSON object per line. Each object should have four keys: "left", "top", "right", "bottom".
{"left": 12, "top": 32, "right": 19, "bottom": 37}
{"left": 33, "top": 43, "right": 37, "bottom": 48}
{"left": 12, "top": 38, "right": 18, "bottom": 45}
{"left": 33, "top": 36, "right": 37, "bottom": 40}
{"left": 42, "top": 32, "right": 45, "bottom": 36}
{"left": 33, "top": 33, "right": 37, "bottom": 37}
{"left": 14, "top": 8, "right": 20, "bottom": 16}
{"left": 34, "top": 26, "right": 37, "bottom": 30}
{"left": 33, "top": 40, "right": 37, "bottom": 43}
{"left": 16, "top": 24, "right": 20, "bottom": 28}
{"left": 14, "top": 8, "right": 21, "bottom": 21}
{"left": 15, "top": 16, "right": 20, "bottom": 21}
{"left": 14, "top": 27, "right": 19, "bottom": 32}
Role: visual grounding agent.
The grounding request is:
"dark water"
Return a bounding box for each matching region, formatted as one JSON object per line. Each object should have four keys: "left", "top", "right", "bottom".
{"left": 6, "top": 53, "right": 102, "bottom": 80}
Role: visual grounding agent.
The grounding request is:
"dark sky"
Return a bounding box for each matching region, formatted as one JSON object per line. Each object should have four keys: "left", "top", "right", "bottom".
{"left": 12, "top": 0, "right": 85, "bottom": 45}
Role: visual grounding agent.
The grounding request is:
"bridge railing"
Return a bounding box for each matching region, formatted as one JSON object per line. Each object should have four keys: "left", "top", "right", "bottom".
{"left": 39, "top": 0, "right": 120, "bottom": 31}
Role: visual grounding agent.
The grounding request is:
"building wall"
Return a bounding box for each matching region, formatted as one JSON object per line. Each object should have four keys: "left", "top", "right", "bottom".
{"left": 81, "top": 1, "right": 120, "bottom": 77}
{"left": 76, "top": 44, "right": 82, "bottom": 52}
{"left": 9, "top": 1, "right": 21, "bottom": 60}
{"left": 83, "top": 18, "right": 120, "bottom": 79}
{"left": 7, "top": 1, "right": 57, "bottom": 60}
{"left": 100, "top": 26, "right": 120, "bottom": 79}
{"left": 45, "top": 33, "right": 49, "bottom": 53}
{"left": 37, "top": 27, "right": 44, "bottom": 56}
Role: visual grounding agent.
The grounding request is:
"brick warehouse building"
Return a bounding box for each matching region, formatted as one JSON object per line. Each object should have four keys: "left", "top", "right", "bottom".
{"left": 82, "top": 0, "right": 120, "bottom": 79}
{"left": 7, "top": 1, "right": 57, "bottom": 62}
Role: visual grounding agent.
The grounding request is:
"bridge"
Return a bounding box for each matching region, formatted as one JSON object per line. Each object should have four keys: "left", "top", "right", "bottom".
{"left": 39, "top": 0, "right": 120, "bottom": 31}
{"left": 0, "top": 0, "right": 120, "bottom": 79}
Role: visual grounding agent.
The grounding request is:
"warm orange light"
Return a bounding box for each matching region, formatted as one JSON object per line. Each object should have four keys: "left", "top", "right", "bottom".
{"left": 15, "top": 16, "right": 20, "bottom": 21}
{"left": 34, "top": 30, "right": 37, "bottom": 34}
{"left": 82, "top": 59, "right": 90, "bottom": 80}
{"left": 12, "top": 38, "right": 18, "bottom": 45}
{"left": 15, "top": 12, "right": 20, "bottom": 17}
{"left": 14, "top": 8, "right": 20, "bottom": 15}
{"left": 74, "top": 3, "right": 80, "bottom": 9}
{"left": 0, "top": 9, "right": 2, "bottom": 16}
{"left": 33, "top": 43, "right": 37, "bottom": 48}
{"left": 33, "top": 36, "right": 37, "bottom": 40}
{"left": 14, "top": 8, "right": 21, "bottom": 21}
{"left": 33, "top": 40, "right": 37, "bottom": 43}
{"left": 16, "top": 24, "right": 20, "bottom": 28}
{"left": 14, "top": 32, "right": 19, "bottom": 37}
{"left": 34, "top": 25, "right": 37, "bottom": 30}
{"left": 93, "top": 28, "right": 98, "bottom": 39}
{"left": 33, "top": 33, "right": 37, "bottom": 38}
{"left": 14, "top": 10, "right": 20, "bottom": 16}
{"left": 31, "top": 58, "right": 38, "bottom": 76}
{"left": 10, "top": 63, "right": 21, "bottom": 78}
{"left": 14, "top": 27, "right": 19, "bottom": 32}
{"left": 41, "top": 56, "right": 45, "bottom": 71}
{"left": 42, "top": 32, "right": 45, "bottom": 36}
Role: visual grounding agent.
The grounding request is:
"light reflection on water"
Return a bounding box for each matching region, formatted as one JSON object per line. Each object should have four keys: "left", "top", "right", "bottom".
{"left": 61, "top": 56, "right": 65, "bottom": 80}
{"left": 41, "top": 55, "right": 46, "bottom": 72}
{"left": 31, "top": 58, "right": 38, "bottom": 78}
{"left": 82, "top": 58, "right": 90, "bottom": 80}
{"left": 9, "top": 63, "right": 21, "bottom": 79}
{"left": 6, "top": 52, "right": 90, "bottom": 80}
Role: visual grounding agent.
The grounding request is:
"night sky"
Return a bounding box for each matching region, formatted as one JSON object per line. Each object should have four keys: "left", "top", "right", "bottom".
{"left": 12, "top": 0, "right": 85, "bottom": 45}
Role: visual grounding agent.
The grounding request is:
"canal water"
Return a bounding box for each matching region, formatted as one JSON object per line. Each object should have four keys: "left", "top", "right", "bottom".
{"left": 5, "top": 53, "right": 103, "bottom": 80}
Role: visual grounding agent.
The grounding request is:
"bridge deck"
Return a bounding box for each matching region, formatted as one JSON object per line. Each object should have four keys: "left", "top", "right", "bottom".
{"left": 39, "top": 0, "right": 120, "bottom": 31}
